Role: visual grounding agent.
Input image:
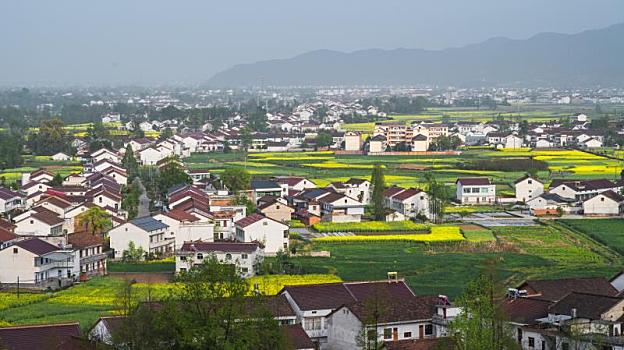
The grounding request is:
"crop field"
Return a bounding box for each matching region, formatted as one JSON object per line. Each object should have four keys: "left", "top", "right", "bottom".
{"left": 312, "top": 220, "right": 429, "bottom": 233}
{"left": 559, "top": 219, "right": 624, "bottom": 255}
{"left": 313, "top": 226, "right": 464, "bottom": 243}
{"left": 291, "top": 222, "right": 623, "bottom": 297}
{"left": 0, "top": 274, "right": 340, "bottom": 330}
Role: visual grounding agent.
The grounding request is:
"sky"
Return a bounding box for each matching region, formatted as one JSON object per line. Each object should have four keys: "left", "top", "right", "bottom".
{"left": 1, "top": 0, "right": 623, "bottom": 86}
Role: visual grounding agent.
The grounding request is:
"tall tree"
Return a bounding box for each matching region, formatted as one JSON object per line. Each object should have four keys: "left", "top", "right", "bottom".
{"left": 240, "top": 128, "right": 253, "bottom": 151}
{"left": 122, "top": 144, "right": 139, "bottom": 181}
{"left": 370, "top": 164, "right": 386, "bottom": 220}
{"left": 448, "top": 260, "right": 519, "bottom": 350}
{"left": 0, "top": 132, "right": 23, "bottom": 170}
{"left": 425, "top": 172, "right": 449, "bottom": 224}
{"left": 77, "top": 206, "right": 112, "bottom": 236}
{"left": 221, "top": 168, "right": 251, "bottom": 194}
{"left": 157, "top": 157, "right": 191, "bottom": 196}
{"left": 315, "top": 132, "right": 333, "bottom": 149}
{"left": 29, "top": 118, "right": 71, "bottom": 155}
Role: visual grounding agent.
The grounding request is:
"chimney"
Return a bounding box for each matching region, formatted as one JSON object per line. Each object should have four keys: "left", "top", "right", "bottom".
{"left": 571, "top": 308, "right": 577, "bottom": 319}
{"left": 387, "top": 272, "right": 398, "bottom": 283}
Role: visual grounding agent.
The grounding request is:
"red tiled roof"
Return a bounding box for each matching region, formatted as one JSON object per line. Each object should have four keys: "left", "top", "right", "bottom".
{"left": 456, "top": 178, "right": 491, "bottom": 186}
{"left": 180, "top": 241, "right": 262, "bottom": 253}
{"left": 274, "top": 177, "right": 305, "bottom": 187}
{"left": 163, "top": 209, "right": 200, "bottom": 222}
{"left": 344, "top": 295, "right": 439, "bottom": 323}
{"left": 391, "top": 188, "right": 423, "bottom": 201}
{"left": 0, "top": 218, "right": 15, "bottom": 231}
{"left": 518, "top": 277, "right": 618, "bottom": 302}
{"left": 282, "top": 324, "right": 315, "bottom": 350}
{"left": 235, "top": 213, "right": 268, "bottom": 228}
{"left": 15, "top": 238, "right": 60, "bottom": 256}
{"left": 0, "top": 323, "right": 81, "bottom": 350}
{"left": 0, "top": 227, "right": 17, "bottom": 242}
{"left": 39, "top": 195, "right": 73, "bottom": 209}
{"left": 31, "top": 211, "right": 64, "bottom": 226}
{"left": 0, "top": 187, "right": 22, "bottom": 200}
{"left": 501, "top": 297, "right": 553, "bottom": 324}
{"left": 68, "top": 232, "right": 103, "bottom": 249}
{"left": 383, "top": 186, "right": 405, "bottom": 198}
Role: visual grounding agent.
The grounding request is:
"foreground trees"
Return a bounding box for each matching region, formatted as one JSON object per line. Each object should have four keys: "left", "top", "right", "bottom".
{"left": 371, "top": 164, "right": 386, "bottom": 220}
{"left": 114, "top": 258, "right": 285, "bottom": 350}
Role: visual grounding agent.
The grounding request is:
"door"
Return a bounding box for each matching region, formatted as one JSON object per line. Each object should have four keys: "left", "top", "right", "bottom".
{"left": 392, "top": 328, "right": 398, "bottom": 341}
{"left": 419, "top": 325, "right": 424, "bottom": 339}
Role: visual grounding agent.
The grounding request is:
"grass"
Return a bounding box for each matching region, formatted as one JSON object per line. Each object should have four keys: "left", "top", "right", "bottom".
{"left": 108, "top": 262, "right": 176, "bottom": 273}
{"left": 0, "top": 273, "right": 341, "bottom": 330}
{"left": 312, "top": 220, "right": 429, "bottom": 233}
{"left": 559, "top": 219, "right": 624, "bottom": 255}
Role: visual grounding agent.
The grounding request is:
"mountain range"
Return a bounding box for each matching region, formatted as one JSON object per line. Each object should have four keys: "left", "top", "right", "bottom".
{"left": 207, "top": 23, "right": 624, "bottom": 87}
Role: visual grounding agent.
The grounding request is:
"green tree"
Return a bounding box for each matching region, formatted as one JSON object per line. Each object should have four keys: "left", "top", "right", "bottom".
{"left": 77, "top": 206, "right": 112, "bottom": 236}
{"left": 315, "top": 132, "right": 333, "bottom": 148}
{"left": 159, "top": 127, "right": 174, "bottom": 140}
{"left": 121, "top": 241, "right": 145, "bottom": 262}
{"left": 425, "top": 172, "right": 449, "bottom": 224}
{"left": 371, "top": 164, "right": 386, "bottom": 220}
{"left": 121, "top": 179, "right": 141, "bottom": 220}
{"left": 113, "top": 257, "right": 285, "bottom": 349}
{"left": 122, "top": 144, "right": 139, "bottom": 181}
{"left": 221, "top": 168, "right": 251, "bottom": 194}
{"left": 241, "top": 127, "right": 253, "bottom": 151}
{"left": 235, "top": 194, "right": 256, "bottom": 215}
{"left": 49, "top": 172, "right": 64, "bottom": 187}
{"left": 29, "top": 118, "right": 71, "bottom": 155}
{"left": 355, "top": 287, "right": 391, "bottom": 350}
{"left": 0, "top": 132, "right": 23, "bottom": 170}
{"left": 157, "top": 157, "right": 192, "bottom": 196}
{"left": 448, "top": 260, "right": 520, "bottom": 350}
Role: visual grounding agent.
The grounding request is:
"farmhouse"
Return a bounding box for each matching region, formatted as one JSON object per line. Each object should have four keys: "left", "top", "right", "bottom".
{"left": 235, "top": 213, "right": 289, "bottom": 255}
{"left": 526, "top": 193, "right": 578, "bottom": 216}
{"left": 0, "top": 187, "right": 24, "bottom": 214}
{"left": 257, "top": 199, "right": 295, "bottom": 222}
{"left": 514, "top": 175, "right": 544, "bottom": 203}
{"left": 108, "top": 216, "right": 172, "bottom": 259}
{"left": 383, "top": 186, "right": 430, "bottom": 219}
{"left": 582, "top": 190, "right": 624, "bottom": 216}
{"left": 68, "top": 232, "right": 107, "bottom": 281}
{"left": 0, "top": 238, "right": 75, "bottom": 289}
{"left": 411, "top": 134, "right": 429, "bottom": 152}
{"left": 279, "top": 279, "right": 417, "bottom": 347}
{"left": 175, "top": 240, "right": 263, "bottom": 277}
{"left": 317, "top": 192, "right": 365, "bottom": 223}
{"left": 14, "top": 208, "right": 64, "bottom": 236}
{"left": 455, "top": 178, "right": 496, "bottom": 205}
{"left": 343, "top": 131, "right": 362, "bottom": 151}
{"left": 51, "top": 152, "right": 71, "bottom": 161}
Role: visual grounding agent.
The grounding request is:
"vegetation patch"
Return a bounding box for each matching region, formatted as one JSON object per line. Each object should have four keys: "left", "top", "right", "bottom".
{"left": 312, "top": 220, "right": 429, "bottom": 233}
{"left": 559, "top": 219, "right": 624, "bottom": 255}
{"left": 312, "top": 226, "right": 463, "bottom": 242}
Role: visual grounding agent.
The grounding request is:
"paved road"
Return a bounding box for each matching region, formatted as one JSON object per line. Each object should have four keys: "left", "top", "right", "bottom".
{"left": 290, "top": 228, "right": 355, "bottom": 241}
{"left": 136, "top": 179, "right": 150, "bottom": 218}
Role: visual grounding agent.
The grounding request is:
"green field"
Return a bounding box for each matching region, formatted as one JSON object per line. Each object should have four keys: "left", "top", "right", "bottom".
{"left": 289, "top": 222, "right": 623, "bottom": 297}
{"left": 560, "top": 219, "right": 624, "bottom": 255}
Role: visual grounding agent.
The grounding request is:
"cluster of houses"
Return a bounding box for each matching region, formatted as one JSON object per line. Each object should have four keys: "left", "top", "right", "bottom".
{"left": 0, "top": 147, "right": 134, "bottom": 288}
{"left": 504, "top": 272, "right": 624, "bottom": 350}
{"left": 514, "top": 175, "right": 624, "bottom": 216}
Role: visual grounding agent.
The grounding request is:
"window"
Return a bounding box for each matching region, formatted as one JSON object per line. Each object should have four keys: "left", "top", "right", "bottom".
{"left": 283, "top": 242, "right": 288, "bottom": 249}
{"left": 241, "top": 267, "right": 248, "bottom": 273}
{"left": 196, "top": 253, "right": 204, "bottom": 260}
{"left": 180, "top": 256, "right": 187, "bottom": 261}
{"left": 241, "top": 254, "right": 248, "bottom": 259}
{"left": 403, "top": 332, "right": 412, "bottom": 338}
{"left": 472, "top": 188, "right": 480, "bottom": 193}
{"left": 528, "top": 180, "right": 532, "bottom": 184}
{"left": 283, "top": 231, "right": 289, "bottom": 238}
{"left": 180, "top": 268, "right": 187, "bottom": 273}
{"left": 383, "top": 328, "right": 392, "bottom": 340}
{"left": 304, "top": 317, "right": 322, "bottom": 331}
{"left": 13, "top": 248, "right": 18, "bottom": 254}
{"left": 528, "top": 337, "right": 534, "bottom": 347}
{"left": 425, "top": 324, "right": 433, "bottom": 335}
{"left": 30, "top": 220, "right": 34, "bottom": 224}
{"left": 276, "top": 205, "right": 280, "bottom": 209}
{"left": 225, "top": 253, "right": 232, "bottom": 260}
{"left": 367, "top": 330, "right": 377, "bottom": 342}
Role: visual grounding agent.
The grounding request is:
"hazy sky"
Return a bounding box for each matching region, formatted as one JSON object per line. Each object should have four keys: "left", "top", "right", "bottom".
{"left": 1, "top": 0, "right": 623, "bottom": 86}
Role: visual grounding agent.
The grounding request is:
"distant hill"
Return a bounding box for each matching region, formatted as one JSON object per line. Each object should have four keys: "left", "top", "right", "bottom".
{"left": 207, "top": 23, "right": 624, "bottom": 87}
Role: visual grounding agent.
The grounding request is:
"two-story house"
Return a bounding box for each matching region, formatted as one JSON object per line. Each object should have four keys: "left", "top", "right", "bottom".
{"left": 514, "top": 175, "right": 545, "bottom": 203}
{"left": 235, "top": 213, "right": 289, "bottom": 255}
{"left": 176, "top": 241, "right": 263, "bottom": 277}
{"left": 317, "top": 192, "right": 365, "bottom": 223}
{"left": 455, "top": 178, "right": 496, "bottom": 205}
{"left": 108, "top": 216, "right": 171, "bottom": 259}
{"left": 0, "top": 187, "right": 24, "bottom": 214}
{"left": 68, "top": 232, "right": 107, "bottom": 281}
{"left": 0, "top": 238, "right": 75, "bottom": 289}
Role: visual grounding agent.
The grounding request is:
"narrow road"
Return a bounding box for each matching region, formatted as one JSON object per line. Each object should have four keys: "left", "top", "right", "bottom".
{"left": 136, "top": 178, "right": 150, "bottom": 218}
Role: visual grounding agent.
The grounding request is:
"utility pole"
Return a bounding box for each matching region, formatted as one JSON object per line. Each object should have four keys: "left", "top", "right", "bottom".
{"left": 17, "top": 276, "right": 20, "bottom": 299}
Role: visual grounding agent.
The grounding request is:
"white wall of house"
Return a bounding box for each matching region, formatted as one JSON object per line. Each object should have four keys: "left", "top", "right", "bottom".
{"left": 583, "top": 195, "right": 622, "bottom": 216}
{"left": 326, "top": 308, "right": 362, "bottom": 350}
{"left": 176, "top": 248, "right": 262, "bottom": 277}
{"left": 14, "top": 217, "right": 62, "bottom": 236}
{"left": 549, "top": 185, "right": 578, "bottom": 200}
{"left": 235, "top": 219, "right": 288, "bottom": 255}
{"left": 515, "top": 178, "right": 544, "bottom": 203}
{"left": 456, "top": 184, "right": 496, "bottom": 204}
{"left": 0, "top": 247, "right": 73, "bottom": 285}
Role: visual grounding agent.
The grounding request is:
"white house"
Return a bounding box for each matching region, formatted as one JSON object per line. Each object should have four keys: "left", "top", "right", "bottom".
{"left": 175, "top": 241, "right": 263, "bottom": 278}
{"left": 280, "top": 280, "right": 417, "bottom": 347}
{"left": 514, "top": 175, "right": 544, "bottom": 203}
{"left": 317, "top": 192, "right": 365, "bottom": 222}
{"left": 583, "top": 191, "right": 624, "bottom": 216}
{"left": 0, "top": 238, "right": 75, "bottom": 289}
{"left": 526, "top": 193, "right": 579, "bottom": 216}
{"left": 344, "top": 132, "right": 362, "bottom": 151}
{"left": 139, "top": 147, "right": 165, "bottom": 166}
{"left": 0, "top": 187, "right": 24, "bottom": 214}
{"left": 326, "top": 296, "right": 444, "bottom": 349}
{"left": 455, "top": 178, "right": 496, "bottom": 205}
{"left": 14, "top": 209, "right": 65, "bottom": 236}
{"left": 411, "top": 134, "right": 429, "bottom": 152}
{"left": 274, "top": 176, "right": 317, "bottom": 192}
{"left": 235, "top": 213, "right": 289, "bottom": 255}
{"left": 154, "top": 210, "right": 215, "bottom": 249}
{"left": 582, "top": 137, "right": 603, "bottom": 149}
{"left": 51, "top": 152, "right": 71, "bottom": 161}
{"left": 91, "top": 148, "right": 121, "bottom": 164}
{"left": 108, "top": 216, "right": 172, "bottom": 259}
{"left": 368, "top": 135, "right": 387, "bottom": 153}
{"left": 383, "top": 187, "right": 430, "bottom": 219}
